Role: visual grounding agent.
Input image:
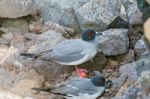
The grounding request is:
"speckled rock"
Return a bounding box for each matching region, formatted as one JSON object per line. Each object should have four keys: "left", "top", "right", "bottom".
{"left": 134, "top": 38, "right": 147, "bottom": 59}
{"left": 72, "top": 0, "right": 90, "bottom": 10}
{"left": 75, "top": 0, "right": 121, "bottom": 31}
{"left": 98, "top": 29, "right": 129, "bottom": 56}
{"left": 112, "top": 57, "right": 150, "bottom": 99}
{"left": 139, "top": 70, "right": 150, "bottom": 88}
{"left": 34, "top": 0, "right": 80, "bottom": 30}
{"left": 25, "top": 30, "right": 65, "bottom": 53}
{"left": 20, "top": 59, "right": 74, "bottom": 83}
{"left": 122, "top": 0, "right": 142, "bottom": 24}
{"left": 11, "top": 68, "right": 44, "bottom": 97}
{"left": 119, "top": 57, "right": 150, "bottom": 82}
{"left": 0, "top": 0, "right": 36, "bottom": 18}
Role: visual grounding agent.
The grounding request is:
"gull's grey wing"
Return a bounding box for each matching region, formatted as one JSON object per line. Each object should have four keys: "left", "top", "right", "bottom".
{"left": 38, "top": 39, "right": 87, "bottom": 63}
{"left": 51, "top": 78, "right": 101, "bottom": 96}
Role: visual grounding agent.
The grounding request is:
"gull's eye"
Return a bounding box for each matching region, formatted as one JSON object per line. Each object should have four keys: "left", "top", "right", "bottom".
{"left": 88, "top": 32, "right": 94, "bottom": 37}
{"left": 81, "top": 29, "right": 96, "bottom": 41}
{"left": 87, "top": 32, "right": 95, "bottom": 40}
{"left": 99, "top": 77, "right": 105, "bottom": 83}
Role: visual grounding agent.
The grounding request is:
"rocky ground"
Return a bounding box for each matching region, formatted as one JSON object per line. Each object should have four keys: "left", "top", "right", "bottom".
{"left": 0, "top": 0, "right": 150, "bottom": 99}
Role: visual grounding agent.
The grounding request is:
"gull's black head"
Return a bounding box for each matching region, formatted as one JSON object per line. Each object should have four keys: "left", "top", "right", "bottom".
{"left": 81, "top": 29, "right": 96, "bottom": 41}
{"left": 91, "top": 75, "right": 106, "bottom": 87}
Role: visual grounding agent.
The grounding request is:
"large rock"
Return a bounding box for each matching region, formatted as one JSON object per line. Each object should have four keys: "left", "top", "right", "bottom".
{"left": 134, "top": 38, "right": 147, "bottom": 59}
{"left": 11, "top": 68, "right": 44, "bottom": 97}
{"left": 112, "top": 57, "right": 150, "bottom": 99}
{"left": 0, "top": 0, "right": 36, "bottom": 18}
{"left": 25, "top": 30, "right": 65, "bottom": 53}
{"left": 20, "top": 59, "right": 74, "bottom": 83}
{"left": 98, "top": 29, "right": 129, "bottom": 56}
{"left": 139, "top": 70, "right": 150, "bottom": 88}
{"left": 120, "top": 57, "right": 150, "bottom": 82}
{"left": 75, "top": 0, "right": 121, "bottom": 31}
{"left": 34, "top": 0, "right": 80, "bottom": 31}
{"left": 0, "top": 67, "right": 46, "bottom": 99}
{"left": 122, "top": 0, "right": 142, "bottom": 24}
{"left": 72, "top": 0, "right": 90, "bottom": 10}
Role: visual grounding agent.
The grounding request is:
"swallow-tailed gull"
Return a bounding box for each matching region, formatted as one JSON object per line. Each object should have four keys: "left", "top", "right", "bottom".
{"left": 32, "top": 75, "right": 112, "bottom": 99}
{"left": 21, "top": 29, "right": 102, "bottom": 77}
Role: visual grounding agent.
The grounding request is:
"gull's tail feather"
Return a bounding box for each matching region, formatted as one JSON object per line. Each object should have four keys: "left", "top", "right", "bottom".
{"left": 32, "top": 87, "right": 71, "bottom": 97}
{"left": 20, "top": 53, "right": 40, "bottom": 59}
{"left": 32, "top": 87, "right": 52, "bottom": 92}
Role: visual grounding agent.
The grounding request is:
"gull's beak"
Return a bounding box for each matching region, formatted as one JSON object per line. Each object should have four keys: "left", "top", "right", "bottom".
{"left": 96, "top": 32, "right": 103, "bottom": 35}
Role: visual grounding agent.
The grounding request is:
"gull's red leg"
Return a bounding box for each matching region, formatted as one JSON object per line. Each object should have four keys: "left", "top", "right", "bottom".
{"left": 75, "top": 65, "right": 81, "bottom": 77}
{"left": 75, "top": 65, "right": 89, "bottom": 78}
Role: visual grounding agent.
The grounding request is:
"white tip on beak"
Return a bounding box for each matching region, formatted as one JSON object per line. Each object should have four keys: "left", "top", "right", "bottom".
{"left": 96, "top": 32, "right": 102, "bottom": 35}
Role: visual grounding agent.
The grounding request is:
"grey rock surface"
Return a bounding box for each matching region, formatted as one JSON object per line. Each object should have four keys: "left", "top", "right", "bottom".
{"left": 76, "top": 0, "right": 121, "bottom": 31}
{"left": 122, "top": 0, "right": 142, "bottom": 24}
{"left": 0, "top": 0, "right": 36, "bottom": 18}
{"left": 34, "top": 0, "right": 80, "bottom": 30}
{"left": 113, "top": 57, "right": 150, "bottom": 99}
{"left": 134, "top": 38, "right": 148, "bottom": 59}
{"left": 98, "top": 29, "right": 129, "bottom": 56}
{"left": 120, "top": 57, "right": 150, "bottom": 82}
{"left": 11, "top": 68, "right": 44, "bottom": 97}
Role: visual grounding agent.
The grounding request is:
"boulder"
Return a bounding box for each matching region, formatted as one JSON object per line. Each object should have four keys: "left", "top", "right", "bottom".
{"left": 34, "top": 0, "right": 79, "bottom": 30}
{"left": 0, "top": 0, "right": 36, "bottom": 18}
{"left": 134, "top": 38, "right": 147, "bottom": 59}
{"left": 112, "top": 57, "right": 150, "bottom": 99}
{"left": 75, "top": 0, "right": 121, "bottom": 31}
{"left": 122, "top": 0, "right": 142, "bottom": 24}
{"left": 98, "top": 29, "right": 129, "bottom": 56}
